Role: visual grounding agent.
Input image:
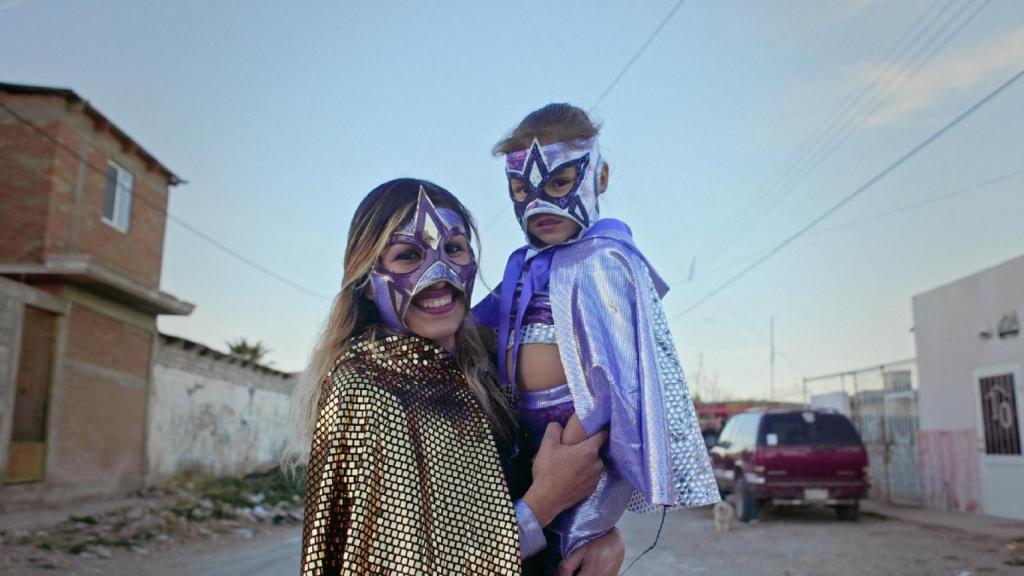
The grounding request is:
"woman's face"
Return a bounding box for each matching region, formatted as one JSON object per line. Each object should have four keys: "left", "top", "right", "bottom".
{"left": 377, "top": 232, "right": 473, "bottom": 351}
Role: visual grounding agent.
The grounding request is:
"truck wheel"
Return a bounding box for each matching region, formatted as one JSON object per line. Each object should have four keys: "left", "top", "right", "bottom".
{"left": 734, "top": 476, "right": 759, "bottom": 522}
{"left": 835, "top": 502, "right": 860, "bottom": 521}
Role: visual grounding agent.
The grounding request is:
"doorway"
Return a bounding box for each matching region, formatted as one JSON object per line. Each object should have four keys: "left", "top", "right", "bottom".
{"left": 5, "top": 306, "right": 57, "bottom": 484}
{"left": 974, "top": 366, "right": 1024, "bottom": 520}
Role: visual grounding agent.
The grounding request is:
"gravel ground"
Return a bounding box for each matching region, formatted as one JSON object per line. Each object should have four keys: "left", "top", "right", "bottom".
{"left": 2, "top": 505, "right": 1022, "bottom": 575}
{"left": 617, "top": 506, "right": 1024, "bottom": 576}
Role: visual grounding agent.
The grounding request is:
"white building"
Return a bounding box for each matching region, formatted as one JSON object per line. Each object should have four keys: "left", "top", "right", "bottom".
{"left": 913, "top": 254, "right": 1024, "bottom": 521}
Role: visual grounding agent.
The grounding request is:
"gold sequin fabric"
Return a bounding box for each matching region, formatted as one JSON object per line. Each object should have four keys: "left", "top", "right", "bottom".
{"left": 301, "top": 333, "right": 522, "bottom": 575}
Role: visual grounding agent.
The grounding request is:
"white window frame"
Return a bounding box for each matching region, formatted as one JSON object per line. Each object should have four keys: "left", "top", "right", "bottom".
{"left": 102, "top": 160, "right": 134, "bottom": 232}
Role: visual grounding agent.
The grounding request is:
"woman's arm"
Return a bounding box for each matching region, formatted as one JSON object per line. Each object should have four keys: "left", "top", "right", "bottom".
{"left": 557, "top": 528, "right": 626, "bottom": 576}
{"left": 523, "top": 421, "right": 607, "bottom": 526}
{"left": 513, "top": 421, "right": 607, "bottom": 559}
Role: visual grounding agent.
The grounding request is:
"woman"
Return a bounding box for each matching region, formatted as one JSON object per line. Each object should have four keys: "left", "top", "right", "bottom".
{"left": 293, "top": 178, "right": 624, "bottom": 575}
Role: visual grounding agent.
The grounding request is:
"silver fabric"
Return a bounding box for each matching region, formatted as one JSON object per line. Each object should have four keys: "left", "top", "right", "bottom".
{"left": 516, "top": 322, "right": 558, "bottom": 347}
{"left": 514, "top": 499, "right": 547, "bottom": 559}
{"left": 549, "top": 234, "right": 720, "bottom": 517}
{"left": 517, "top": 382, "right": 572, "bottom": 410}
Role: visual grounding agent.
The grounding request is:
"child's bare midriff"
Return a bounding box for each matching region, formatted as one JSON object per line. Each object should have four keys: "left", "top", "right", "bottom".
{"left": 512, "top": 343, "right": 589, "bottom": 444}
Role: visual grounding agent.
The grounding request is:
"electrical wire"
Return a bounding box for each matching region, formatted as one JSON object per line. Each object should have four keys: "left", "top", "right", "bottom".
{"left": 694, "top": 0, "right": 951, "bottom": 264}
{"left": 0, "top": 100, "right": 333, "bottom": 301}
{"left": 481, "top": 0, "right": 690, "bottom": 238}
{"left": 668, "top": 165, "right": 1024, "bottom": 286}
{"left": 669, "top": 65, "right": 1024, "bottom": 322}
{"left": 592, "top": 0, "right": 687, "bottom": 111}
{"left": 696, "top": 0, "right": 991, "bottom": 271}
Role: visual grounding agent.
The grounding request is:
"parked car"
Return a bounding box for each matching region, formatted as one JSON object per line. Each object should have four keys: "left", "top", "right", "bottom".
{"left": 709, "top": 409, "right": 869, "bottom": 522}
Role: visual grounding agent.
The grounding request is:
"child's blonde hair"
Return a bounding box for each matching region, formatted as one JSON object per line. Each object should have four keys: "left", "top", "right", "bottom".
{"left": 493, "top": 103, "right": 601, "bottom": 155}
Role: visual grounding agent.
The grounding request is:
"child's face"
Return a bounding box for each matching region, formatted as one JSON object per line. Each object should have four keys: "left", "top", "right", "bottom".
{"left": 509, "top": 165, "right": 583, "bottom": 246}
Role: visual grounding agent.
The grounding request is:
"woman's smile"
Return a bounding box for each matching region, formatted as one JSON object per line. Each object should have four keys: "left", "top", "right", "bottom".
{"left": 412, "top": 284, "right": 459, "bottom": 315}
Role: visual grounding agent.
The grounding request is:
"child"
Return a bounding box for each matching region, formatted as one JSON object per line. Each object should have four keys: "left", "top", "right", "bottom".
{"left": 474, "top": 104, "right": 719, "bottom": 567}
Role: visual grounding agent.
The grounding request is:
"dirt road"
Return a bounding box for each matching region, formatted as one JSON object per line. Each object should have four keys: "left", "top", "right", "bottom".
{"left": 3, "top": 506, "right": 1022, "bottom": 575}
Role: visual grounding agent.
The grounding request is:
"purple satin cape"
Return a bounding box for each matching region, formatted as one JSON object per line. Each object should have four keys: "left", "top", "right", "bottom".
{"left": 473, "top": 218, "right": 719, "bottom": 546}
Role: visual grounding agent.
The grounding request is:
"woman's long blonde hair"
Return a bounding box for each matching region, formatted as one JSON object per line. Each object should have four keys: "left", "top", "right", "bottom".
{"left": 287, "top": 179, "right": 514, "bottom": 468}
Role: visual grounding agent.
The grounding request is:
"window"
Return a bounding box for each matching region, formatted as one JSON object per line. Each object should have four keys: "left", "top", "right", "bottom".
{"left": 718, "top": 416, "right": 739, "bottom": 447}
{"left": 759, "top": 413, "right": 862, "bottom": 447}
{"left": 103, "top": 161, "right": 134, "bottom": 231}
{"left": 723, "top": 414, "right": 757, "bottom": 450}
{"left": 979, "top": 373, "right": 1021, "bottom": 455}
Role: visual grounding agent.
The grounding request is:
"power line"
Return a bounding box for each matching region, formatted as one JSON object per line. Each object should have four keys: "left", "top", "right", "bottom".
{"left": 693, "top": 0, "right": 949, "bottom": 263}
{"left": 669, "top": 65, "right": 1024, "bottom": 322}
{"left": 591, "top": 0, "right": 687, "bottom": 111}
{"left": 692, "top": 0, "right": 950, "bottom": 266}
{"left": 803, "top": 167, "right": 1024, "bottom": 237}
{"left": 669, "top": 165, "right": 1024, "bottom": 286}
{"left": 699, "top": 0, "right": 982, "bottom": 268}
{"left": 713, "top": 298, "right": 806, "bottom": 377}
{"left": 0, "top": 100, "right": 333, "bottom": 301}
{"left": 482, "top": 1, "right": 689, "bottom": 236}
{"left": 696, "top": 0, "right": 990, "bottom": 270}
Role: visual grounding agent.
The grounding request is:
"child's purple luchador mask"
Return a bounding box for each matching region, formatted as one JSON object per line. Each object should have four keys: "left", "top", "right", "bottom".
{"left": 369, "top": 187, "right": 477, "bottom": 332}
{"left": 505, "top": 137, "right": 602, "bottom": 248}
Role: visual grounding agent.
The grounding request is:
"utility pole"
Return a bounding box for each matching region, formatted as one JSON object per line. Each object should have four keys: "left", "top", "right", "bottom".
{"left": 770, "top": 316, "right": 776, "bottom": 404}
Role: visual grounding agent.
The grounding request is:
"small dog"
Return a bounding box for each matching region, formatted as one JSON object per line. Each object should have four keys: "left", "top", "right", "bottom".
{"left": 713, "top": 501, "right": 736, "bottom": 533}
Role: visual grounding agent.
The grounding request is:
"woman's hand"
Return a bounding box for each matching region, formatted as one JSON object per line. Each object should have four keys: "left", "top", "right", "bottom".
{"left": 557, "top": 528, "right": 626, "bottom": 576}
{"left": 522, "top": 422, "right": 607, "bottom": 526}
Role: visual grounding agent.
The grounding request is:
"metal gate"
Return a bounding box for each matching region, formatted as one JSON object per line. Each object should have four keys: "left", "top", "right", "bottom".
{"left": 883, "top": 391, "right": 922, "bottom": 505}
{"left": 806, "top": 360, "right": 923, "bottom": 506}
{"left": 851, "top": 389, "right": 923, "bottom": 505}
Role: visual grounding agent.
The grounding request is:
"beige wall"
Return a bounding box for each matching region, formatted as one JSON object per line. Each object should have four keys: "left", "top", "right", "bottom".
{"left": 912, "top": 254, "right": 1024, "bottom": 515}
{"left": 913, "top": 255, "right": 1024, "bottom": 432}
{"left": 147, "top": 338, "right": 296, "bottom": 484}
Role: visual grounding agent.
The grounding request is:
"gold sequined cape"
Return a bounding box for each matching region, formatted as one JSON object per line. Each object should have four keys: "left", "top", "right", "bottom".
{"left": 301, "top": 334, "right": 521, "bottom": 575}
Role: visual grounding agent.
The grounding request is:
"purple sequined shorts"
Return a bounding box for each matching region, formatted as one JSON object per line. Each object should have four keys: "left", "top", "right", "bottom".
{"left": 518, "top": 384, "right": 575, "bottom": 454}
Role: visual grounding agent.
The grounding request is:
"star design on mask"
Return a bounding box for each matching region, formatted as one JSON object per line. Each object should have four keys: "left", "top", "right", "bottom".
{"left": 523, "top": 139, "right": 550, "bottom": 191}
{"left": 398, "top": 185, "right": 458, "bottom": 251}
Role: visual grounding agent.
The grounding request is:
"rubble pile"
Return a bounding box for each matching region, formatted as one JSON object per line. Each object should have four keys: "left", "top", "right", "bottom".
{"left": 0, "top": 466, "right": 304, "bottom": 558}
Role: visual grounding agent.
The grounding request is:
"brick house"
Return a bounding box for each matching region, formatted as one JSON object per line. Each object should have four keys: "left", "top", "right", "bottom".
{"left": 0, "top": 82, "right": 193, "bottom": 507}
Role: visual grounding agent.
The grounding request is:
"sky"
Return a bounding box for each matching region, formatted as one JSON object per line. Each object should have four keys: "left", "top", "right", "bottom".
{"left": 2, "top": 0, "right": 1022, "bottom": 401}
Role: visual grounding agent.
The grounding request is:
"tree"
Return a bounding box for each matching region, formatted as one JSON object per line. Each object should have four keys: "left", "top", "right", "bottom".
{"left": 226, "top": 338, "right": 273, "bottom": 366}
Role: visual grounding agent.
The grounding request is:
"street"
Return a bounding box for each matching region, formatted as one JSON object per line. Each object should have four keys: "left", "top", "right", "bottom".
{"left": 4, "top": 505, "right": 1022, "bottom": 575}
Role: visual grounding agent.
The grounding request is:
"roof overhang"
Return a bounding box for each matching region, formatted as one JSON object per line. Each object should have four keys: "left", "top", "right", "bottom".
{"left": 0, "top": 255, "right": 194, "bottom": 316}
{"left": 0, "top": 82, "right": 184, "bottom": 186}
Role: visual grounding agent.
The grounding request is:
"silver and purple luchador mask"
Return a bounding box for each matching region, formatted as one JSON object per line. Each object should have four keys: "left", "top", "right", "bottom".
{"left": 505, "top": 137, "right": 602, "bottom": 247}
{"left": 369, "top": 187, "right": 477, "bottom": 332}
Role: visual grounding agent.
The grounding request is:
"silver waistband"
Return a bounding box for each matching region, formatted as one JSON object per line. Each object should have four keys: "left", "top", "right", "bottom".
{"left": 518, "top": 383, "right": 573, "bottom": 410}
{"left": 510, "top": 323, "right": 557, "bottom": 347}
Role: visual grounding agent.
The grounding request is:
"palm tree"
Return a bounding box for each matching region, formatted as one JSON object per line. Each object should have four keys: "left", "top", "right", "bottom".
{"left": 226, "top": 338, "right": 273, "bottom": 366}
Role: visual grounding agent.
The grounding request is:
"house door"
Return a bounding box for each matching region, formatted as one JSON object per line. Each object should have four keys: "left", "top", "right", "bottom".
{"left": 4, "top": 306, "right": 57, "bottom": 484}
{"left": 974, "top": 367, "right": 1024, "bottom": 520}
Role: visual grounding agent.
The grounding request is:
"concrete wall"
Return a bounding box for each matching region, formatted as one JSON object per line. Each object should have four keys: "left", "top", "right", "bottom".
{"left": 147, "top": 336, "right": 296, "bottom": 484}
{"left": 0, "top": 288, "right": 20, "bottom": 480}
{"left": 913, "top": 254, "right": 1024, "bottom": 515}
